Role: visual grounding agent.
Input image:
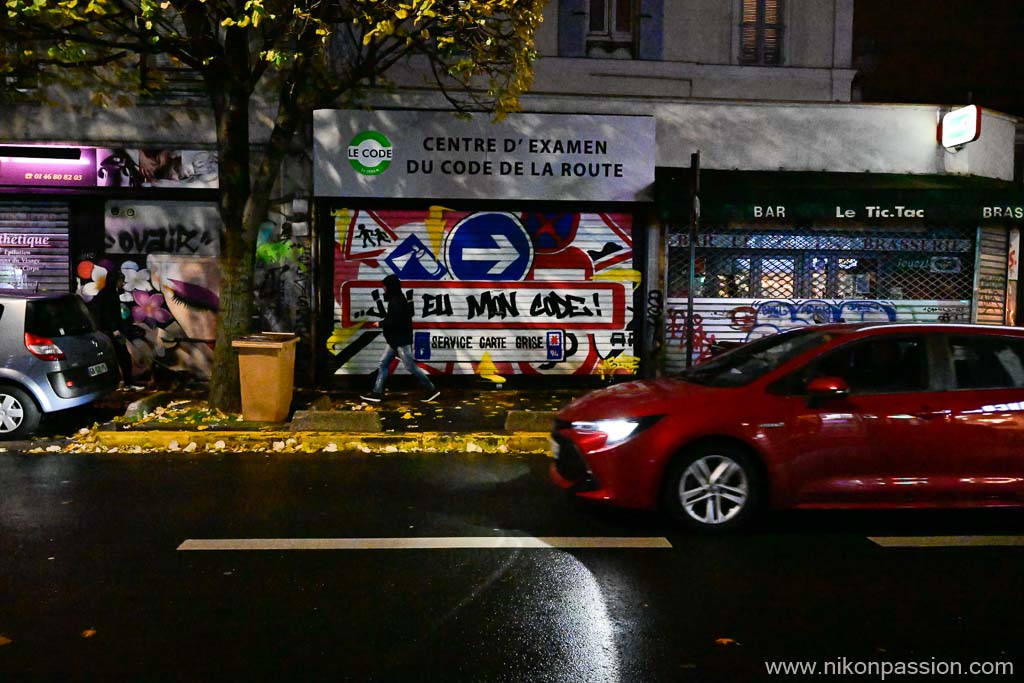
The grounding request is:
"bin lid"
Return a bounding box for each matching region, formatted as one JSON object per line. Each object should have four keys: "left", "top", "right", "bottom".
{"left": 232, "top": 333, "right": 298, "bottom": 348}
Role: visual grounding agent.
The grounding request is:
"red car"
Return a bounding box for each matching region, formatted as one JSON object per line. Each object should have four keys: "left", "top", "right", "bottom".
{"left": 550, "top": 323, "right": 1024, "bottom": 531}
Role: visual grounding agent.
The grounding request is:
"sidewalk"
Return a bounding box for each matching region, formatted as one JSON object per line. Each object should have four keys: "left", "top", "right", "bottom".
{"left": 12, "top": 383, "right": 595, "bottom": 456}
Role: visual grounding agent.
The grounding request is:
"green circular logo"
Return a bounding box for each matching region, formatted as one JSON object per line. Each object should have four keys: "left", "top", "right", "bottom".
{"left": 348, "top": 131, "right": 393, "bottom": 175}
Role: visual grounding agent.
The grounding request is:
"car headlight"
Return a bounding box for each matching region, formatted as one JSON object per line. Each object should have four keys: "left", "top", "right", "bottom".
{"left": 570, "top": 416, "right": 663, "bottom": 446}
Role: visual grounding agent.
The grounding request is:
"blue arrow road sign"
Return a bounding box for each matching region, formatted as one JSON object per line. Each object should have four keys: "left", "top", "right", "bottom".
{"left": 444, "top": 212, "right": 534, "bottom": 281}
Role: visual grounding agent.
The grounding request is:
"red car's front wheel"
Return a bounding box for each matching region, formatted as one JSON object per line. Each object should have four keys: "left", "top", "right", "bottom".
{"left": 663, "top": 444, "right": 764, "bottom": 532}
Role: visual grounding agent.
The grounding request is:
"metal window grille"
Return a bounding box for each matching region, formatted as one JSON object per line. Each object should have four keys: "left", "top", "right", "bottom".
{"left": 667, "top": 224, "right": 976, "bottom": 303}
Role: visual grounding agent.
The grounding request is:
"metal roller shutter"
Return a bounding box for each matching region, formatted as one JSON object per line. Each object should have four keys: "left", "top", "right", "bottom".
{"left": 664, "top": 223, "right": 976, "bottom": 370}
{"left": 0, "top": 200, "right": 71, "bottom": 293}
{"left": 974, "top": 225, "right": 1008, "bottom": 325}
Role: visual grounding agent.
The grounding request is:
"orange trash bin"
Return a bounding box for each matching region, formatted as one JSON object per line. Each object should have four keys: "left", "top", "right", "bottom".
{"left": 231, "top": 332, "right": 299, "bottom": 422}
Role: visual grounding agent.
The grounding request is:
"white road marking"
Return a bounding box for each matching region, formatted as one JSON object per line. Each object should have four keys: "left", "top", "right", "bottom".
{"left": 869, "top": 535, "right": 1024, "bottom": 548}
{"left": 178, "top": 536, "right": 673, "bottom": 551}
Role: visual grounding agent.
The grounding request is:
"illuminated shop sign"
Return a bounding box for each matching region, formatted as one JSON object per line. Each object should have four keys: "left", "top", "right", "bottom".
{"left": 0, "top": 147, "right": 96, "bottom": 187}
{"left": 0, "top": 145, "right": 218, "bottom": 188}
{"left": 939, "top": 105, "right": 982, "bottom": 149}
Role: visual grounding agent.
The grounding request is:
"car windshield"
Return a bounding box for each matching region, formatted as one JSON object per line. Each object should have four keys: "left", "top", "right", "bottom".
{"left": 25, "top": 295, "right": 96, "bottom": 337}
{"left": 678, "top": 328, "right": 837, "bottom": 387}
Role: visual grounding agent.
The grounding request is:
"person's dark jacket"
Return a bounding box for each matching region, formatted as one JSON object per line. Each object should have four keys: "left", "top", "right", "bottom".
{"left": 89, "top": 284, "right": 125, "bottom": 336}
{"left": 381, "top": 276, "right": 413, "bottom": 347}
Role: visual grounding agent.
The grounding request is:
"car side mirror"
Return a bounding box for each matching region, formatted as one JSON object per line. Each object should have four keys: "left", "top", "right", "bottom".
{"left": 806, "top": 376, "right": 850, "bottom": 401}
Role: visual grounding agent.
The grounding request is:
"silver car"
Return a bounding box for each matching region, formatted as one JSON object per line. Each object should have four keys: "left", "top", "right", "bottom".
{"left": 0, "top": 292, "right": 118, "bottom": 439}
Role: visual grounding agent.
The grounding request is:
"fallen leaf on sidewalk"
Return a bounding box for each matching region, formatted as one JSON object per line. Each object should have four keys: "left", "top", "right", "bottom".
{"left": 0, "top": 635, "right": 11, "bottom": 646}
{"left": 714, "top": 638, "right": 739, "bottom": 646}
{"left": 81, "top": 629, "right": 97, "bottom": 638}
{"left": 400, "top": 412, "right": 413, "bottom": 419}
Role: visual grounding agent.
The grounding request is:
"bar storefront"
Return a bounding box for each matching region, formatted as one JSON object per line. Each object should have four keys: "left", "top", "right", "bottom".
{"left": 659, "top": 171, "right": 1024, "bottom": 371}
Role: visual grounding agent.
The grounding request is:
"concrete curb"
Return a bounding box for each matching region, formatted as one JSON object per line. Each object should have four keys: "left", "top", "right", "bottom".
{"left": 123, "top": 391, "right": 177, "bottom": 421}
{"left": 289, "top": 410, "right": 382, "bottom": 432}
{"left": 76, "top": 430, "right": 553, "bottom": 455}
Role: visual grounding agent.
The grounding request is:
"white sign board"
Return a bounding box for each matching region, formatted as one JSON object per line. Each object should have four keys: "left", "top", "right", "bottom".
{"left": 340, "top": 280, "right": 627, "bottom": 330}
{"left": 313, "top": 110, "right": 655, "bottom": 202}
{"left": 940, "top": 105, "right": 982, "bottom": 148}
{"left": 411, "top": 329, "right": 566, "bottom": 363}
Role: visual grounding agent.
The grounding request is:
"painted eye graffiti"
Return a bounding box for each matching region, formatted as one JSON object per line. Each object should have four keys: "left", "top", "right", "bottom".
{"left": 166, "top": 279, "right": 220, "bottom": 313}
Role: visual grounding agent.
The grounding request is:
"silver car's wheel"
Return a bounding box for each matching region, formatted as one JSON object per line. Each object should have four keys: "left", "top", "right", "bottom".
{"left": 0, "top": 386, "right": 40, "bottom": 440}
{"left": 679, "top": 455, "right": 749, "bottom": 525}
{"left": 664, "top": 444, "right": 762, "bottom": 531}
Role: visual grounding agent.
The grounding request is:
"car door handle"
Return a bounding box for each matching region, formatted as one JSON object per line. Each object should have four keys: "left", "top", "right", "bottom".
{"left": 913, "top": 407, "right": 948, "bottom": 420}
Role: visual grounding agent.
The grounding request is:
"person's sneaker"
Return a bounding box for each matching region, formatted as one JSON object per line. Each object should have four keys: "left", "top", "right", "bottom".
{"left": 420, "top": 390, "right": 441, "bottom": 403}
{"left": 360, "top": 392, "right": 383, "bottom": 403}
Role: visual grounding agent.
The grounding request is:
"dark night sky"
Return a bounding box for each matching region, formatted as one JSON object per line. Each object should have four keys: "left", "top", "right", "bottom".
{"left": 853, "top": 0, "right": 1024, "bottom": 116}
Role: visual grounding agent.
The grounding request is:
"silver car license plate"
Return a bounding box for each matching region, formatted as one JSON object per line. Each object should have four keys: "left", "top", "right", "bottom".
{"left": 87, "top": 362, "right": 108, "bottom": 377}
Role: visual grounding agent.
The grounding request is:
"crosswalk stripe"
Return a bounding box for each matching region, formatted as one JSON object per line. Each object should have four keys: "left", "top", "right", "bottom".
{"left": 178, "top": 536, "right": 673, "bottom": 551}
{"left": 869, "top": 535, "right": 1024, "bottom": 548}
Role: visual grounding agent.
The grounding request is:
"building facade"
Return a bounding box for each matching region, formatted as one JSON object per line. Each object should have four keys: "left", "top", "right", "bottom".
{"left": 3, "top": 0, "right": 1021, "bottom": 386}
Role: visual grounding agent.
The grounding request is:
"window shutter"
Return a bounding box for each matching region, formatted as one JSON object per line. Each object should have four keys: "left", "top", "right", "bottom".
{"left": 637, "top": 0, "right": 664, "bottom": 60}
{"left": 559, "top": 0, "right": 588, "bottom": 57}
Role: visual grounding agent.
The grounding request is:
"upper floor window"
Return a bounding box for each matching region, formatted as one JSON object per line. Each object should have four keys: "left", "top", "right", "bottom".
{"left": 139, "top": 53, "right": 205, "bottom": 105}
{"left": 558, "top": 0, "right": 662, "bottom": 61}
{"left": 740, "top": 0, "right": 784, "bottom": 65}
{"left": 587, "top": 0, "right": 636, "bottom": 58}
{"left": 1, "top": 41, "right": 40, "bottom": 102}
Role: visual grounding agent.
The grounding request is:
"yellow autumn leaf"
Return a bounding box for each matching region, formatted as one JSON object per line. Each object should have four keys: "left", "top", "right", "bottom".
{"left": 0, "top": 635, "right": 11, "bottom": 646}
{"left": 400, "top": 412, "right": 413, "bottom": 419}
{"left": 714, "top": 637, "right": 738, "bottom": 646}
{"left": 197, "top": 425, "right": 210, "bottom": 431}
{"left": 82, "top": 629, "right": 97, "bottom": 638}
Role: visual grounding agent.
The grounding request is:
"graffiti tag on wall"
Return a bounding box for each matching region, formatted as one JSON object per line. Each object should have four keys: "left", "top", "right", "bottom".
{"left": 104, "top": 201, "right": 221, "bottom": 256}
{"left": 330, "top": 209, "right": 638, "bottom": 377}
{"left": 664, "top": 297, "right": 971, "bottom": 367}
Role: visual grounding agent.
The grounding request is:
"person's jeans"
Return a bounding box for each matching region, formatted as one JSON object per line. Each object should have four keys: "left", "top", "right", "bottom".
{"left": 372, "top": 344, "right": 436, "bottom": 395}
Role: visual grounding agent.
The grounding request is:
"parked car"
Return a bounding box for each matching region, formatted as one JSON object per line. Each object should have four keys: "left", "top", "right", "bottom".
{"left": 0, "top": 291, "right": 119, "bottom": 439}
{"left": 550, "top": 323, "right": 1024, "bottom": 531}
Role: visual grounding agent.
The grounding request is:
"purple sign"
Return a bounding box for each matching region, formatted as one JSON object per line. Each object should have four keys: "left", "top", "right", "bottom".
{"left": 0, "top": 147, "right": 97, "bottom": 187}
{"left": 0, "top": 145, "right": 219, "bottom": 188}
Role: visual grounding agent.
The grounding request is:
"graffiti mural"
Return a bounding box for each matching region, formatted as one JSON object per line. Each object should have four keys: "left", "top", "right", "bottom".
{"left": 254, "top": 217, "right": 308, "bottom": 334}
{"left": 663, "top": 297, "right": 971, "bottom": 371}
{"left": 329, "top": 208, "right": 638, "bottom": 378}
{"left": 76, "top": 255, "right": 220, "bottom": 381}
{"left": 74, "top": 201, "right": 223, "bottom": 381}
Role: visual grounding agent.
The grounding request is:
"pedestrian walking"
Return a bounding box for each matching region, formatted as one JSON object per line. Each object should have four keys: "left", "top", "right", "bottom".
{"left": 89, "top": 270, "right": 135, "bottom": 389}
{"left": 360, "top": 274, "right": 440, "bottom": 403}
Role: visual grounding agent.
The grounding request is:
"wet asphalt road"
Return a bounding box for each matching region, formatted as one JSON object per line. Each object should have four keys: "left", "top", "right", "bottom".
{"left": 1, "top": 452, "right": 1023, "bottom": 682}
